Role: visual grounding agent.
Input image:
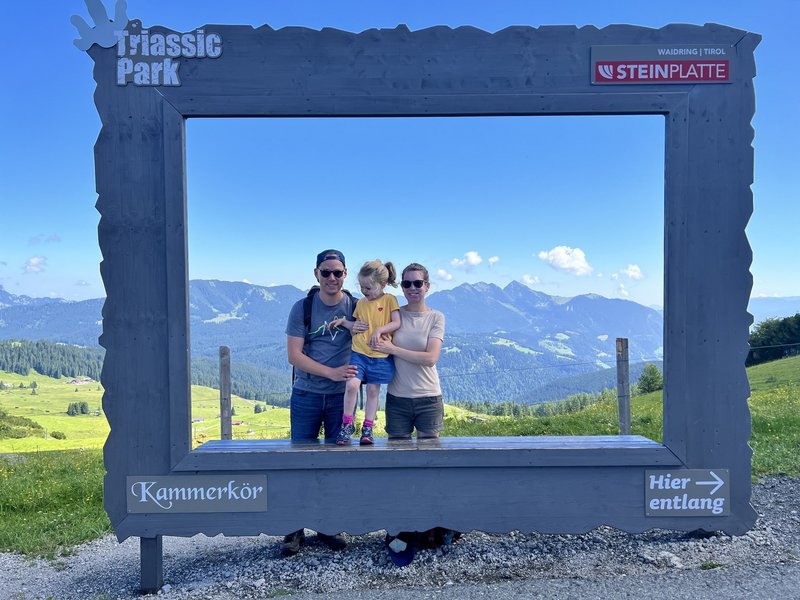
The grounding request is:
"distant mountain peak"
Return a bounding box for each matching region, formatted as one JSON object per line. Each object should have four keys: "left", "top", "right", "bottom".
{"left": 503, "top": 280, "right": 544, "bottom": 295}
{"left": 0, "top": 288, "right": 67, "bottom": 308}
{"left": 451, "top": 281, "right": 503, "bottom": 294}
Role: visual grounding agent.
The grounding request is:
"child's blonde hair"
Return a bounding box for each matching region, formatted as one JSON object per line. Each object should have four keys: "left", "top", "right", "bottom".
{"left": 359, "top": 259, "right": 398, "bottom": 288}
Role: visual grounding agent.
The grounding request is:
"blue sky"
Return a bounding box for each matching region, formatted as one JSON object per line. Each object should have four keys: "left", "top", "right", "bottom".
{"left": 1, "top": 1, "right": 797, "bottom": 308}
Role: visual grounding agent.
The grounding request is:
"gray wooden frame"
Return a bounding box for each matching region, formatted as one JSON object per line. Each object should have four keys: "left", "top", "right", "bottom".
{"left": 90, "top": 20, "right": 759, "bottom": 589}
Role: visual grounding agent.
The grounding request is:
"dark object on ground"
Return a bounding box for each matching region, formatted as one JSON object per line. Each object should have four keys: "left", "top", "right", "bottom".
{"left": 387, "top": 528, "right": 462, "bottom": 566}
{"left": 386, "top": 532, "right": 417, "bottom": 567}
{"left": 281, "top": 530, "right": 305, "bottom": 557}
{"left": 317, "top": 533, "right": 347, "bottom": 551}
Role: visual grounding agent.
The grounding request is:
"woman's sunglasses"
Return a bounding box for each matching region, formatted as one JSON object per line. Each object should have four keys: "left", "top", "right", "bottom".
{"left": 319, "top": 269, "right": 345, "bottom": 279}
{"left": 401, "top": 280, "right": 427, "bottom": 289}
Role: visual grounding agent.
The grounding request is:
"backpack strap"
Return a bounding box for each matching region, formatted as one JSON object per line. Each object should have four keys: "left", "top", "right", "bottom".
{"left": 302, "top": 286, "right": 357, "bottom": 334}
{"left": 302, "top": 286, "right": 320, "bottom": 333}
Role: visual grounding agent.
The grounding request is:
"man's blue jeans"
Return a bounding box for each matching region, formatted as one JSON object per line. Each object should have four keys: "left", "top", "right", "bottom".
{"left": 289, "top": 389, "right": 344, "bottom": 442}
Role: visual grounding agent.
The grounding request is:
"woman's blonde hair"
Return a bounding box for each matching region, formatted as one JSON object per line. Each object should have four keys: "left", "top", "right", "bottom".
{"left": 359, "top": 259, "right": 398, "bottom": 288}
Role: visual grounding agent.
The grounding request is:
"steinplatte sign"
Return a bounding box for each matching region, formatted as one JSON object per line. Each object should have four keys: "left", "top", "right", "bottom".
{"left": 645, "top": 469, "right": 730, "bottom": 517}
{"left": 592, "top": 45, "right": 732, "bottom": 84}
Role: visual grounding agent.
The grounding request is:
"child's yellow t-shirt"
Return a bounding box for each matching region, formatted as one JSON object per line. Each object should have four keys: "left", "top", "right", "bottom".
{"left": 351, "top": 294, "right": 400, "bottom": 358}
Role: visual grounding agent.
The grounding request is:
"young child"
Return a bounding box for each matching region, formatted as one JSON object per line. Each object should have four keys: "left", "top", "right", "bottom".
{"left": 329, "top": 259, "right": 400, "bottom": 445}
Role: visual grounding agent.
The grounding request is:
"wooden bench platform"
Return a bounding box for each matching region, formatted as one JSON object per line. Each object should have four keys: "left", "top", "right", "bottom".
{"left": 175, "top": 435, "right": 681, "bottom": 471}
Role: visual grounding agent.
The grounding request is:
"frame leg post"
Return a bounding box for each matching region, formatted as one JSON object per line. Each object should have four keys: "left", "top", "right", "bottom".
{"left": 140, "top": 535, "right": 163, "bottom": 593}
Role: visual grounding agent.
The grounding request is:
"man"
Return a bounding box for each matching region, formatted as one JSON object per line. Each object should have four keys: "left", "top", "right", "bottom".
{"left": 281, "top": 248, "right": 363, "bottom": 556}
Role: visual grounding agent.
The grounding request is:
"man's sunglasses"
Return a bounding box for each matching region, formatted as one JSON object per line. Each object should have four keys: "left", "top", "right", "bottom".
{"left": 319, "top": 269, "right": 345, "bottom": 279}
{"left": 401, "top": 280, "right": 427, "bottom": 289}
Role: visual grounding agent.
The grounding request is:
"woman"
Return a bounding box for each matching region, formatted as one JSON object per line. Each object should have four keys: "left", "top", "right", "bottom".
{"left": 372, "top": 262, "right": 444, "bottom": 439}
{"left": 373, "top": 265, "right": 455, "bottom": 564}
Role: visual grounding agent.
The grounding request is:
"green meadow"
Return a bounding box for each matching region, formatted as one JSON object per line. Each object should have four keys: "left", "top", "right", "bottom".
{"left": 0, "top": 370, "right": 107, "bottom": 452}
{"left": 1, "top": 356, "right": 798, "bottom": 466}
{"left": 1, "top": 355, "right": 798, "bottom": 555}
{"left": 0, "top": 369, "right": 482, "bottom": 452}
{"left": 0, "top": 369, "right": 294, "bottom": 452}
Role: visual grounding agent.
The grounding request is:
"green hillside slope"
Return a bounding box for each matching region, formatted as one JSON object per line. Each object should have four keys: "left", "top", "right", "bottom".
{"left": 2, "top": 356, "right": 798, "bottom": 476}
{"left": 444, "top": 355, "right": 800, "bottom": 476}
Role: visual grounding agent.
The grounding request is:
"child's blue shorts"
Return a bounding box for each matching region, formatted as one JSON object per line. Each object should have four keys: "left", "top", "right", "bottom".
{"left": 350, "top": 351, "right": 395, "bottom": 384}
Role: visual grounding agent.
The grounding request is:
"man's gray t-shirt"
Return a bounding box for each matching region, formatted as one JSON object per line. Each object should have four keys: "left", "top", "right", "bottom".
{"left": 286, "top": 293, "right": 355, "bottom": 394}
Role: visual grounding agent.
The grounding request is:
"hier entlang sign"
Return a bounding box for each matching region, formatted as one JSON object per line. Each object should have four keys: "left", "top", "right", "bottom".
{"left": 127, "top": 475, "right": 267, "bottom": 513}
{"left": 592, "top": 45, "right": 732, "bottom": 84}
{"left": 645, "top": 469, "right": 730, "bottom": 517}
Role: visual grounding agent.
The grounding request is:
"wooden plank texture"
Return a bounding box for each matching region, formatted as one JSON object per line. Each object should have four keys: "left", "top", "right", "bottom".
{"left": 172, "top": 436, "right": 682, "bottom": 471}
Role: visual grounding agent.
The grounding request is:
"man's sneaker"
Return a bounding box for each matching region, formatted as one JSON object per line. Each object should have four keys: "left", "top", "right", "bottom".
{"left": 359, "top": 425, "right": 374, "bottom": 445}
{"left": 317, "top": 532, "right": 347, "bottom": 550}
{"left": 280, "top": 529, "right": 305, "bottom": 557}
{"left": 336, "top": 422, "right": 355, "bottom": 445}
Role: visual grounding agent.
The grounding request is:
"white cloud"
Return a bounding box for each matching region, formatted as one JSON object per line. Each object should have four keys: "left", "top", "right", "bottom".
{"left": 522, "top": 274, "right": 541, "bottom": 286}
{"left": 28, "top": 234, "right": 61, "bottom": 246}
{"left": 621, "top": 264, "right": 644, "bottom": 280}
{"left": 617, "top": 283, "right": 630, "bottom": 297}
{"left": 450, "top": 251, "right": 483, "bottom": 269}
{"left": 24, "top": 256, "right": 47, "bottom": 273}
{"left": 242, "top": 278, "right": 252, "bottom": 284}
{"left": 537, "top": 246, "right": 593, "bottom": 276}
{"left": 488, "top": 256, "right": 500, "bottom": 268}
{"left": 75, "top": 280, "right": 90, "bottom": 286}
{"left": 611, "top": 273, "right": 619, "bottom": 281}
{"left": 436, "top": 269, "right": 453, "bottom": 281}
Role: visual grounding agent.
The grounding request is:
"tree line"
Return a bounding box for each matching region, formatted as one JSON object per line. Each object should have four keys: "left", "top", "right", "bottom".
{"left": 452, "top": 388, "right": 620, "bottom": 417}
{"left": 746, "top": 313, "right": 800, "bottom": 366}
{"left": 0, "top": 340, "right": 291, "bottom": 404}
{"left": 450, "top": 364, "right": 664, "bottom": 418}
{"left": 0, "top": 339, "right": 104, "bottom": 379}
{"left": 190, "top": 357, "right": 292, "bottom": 406}
{"left": 67, "top": 401, "right": 92, "bottom": 416}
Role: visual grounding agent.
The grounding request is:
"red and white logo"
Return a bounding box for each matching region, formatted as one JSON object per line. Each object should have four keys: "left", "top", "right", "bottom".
{"left": 595, "top": 60, "right": 729, "bottom": 83}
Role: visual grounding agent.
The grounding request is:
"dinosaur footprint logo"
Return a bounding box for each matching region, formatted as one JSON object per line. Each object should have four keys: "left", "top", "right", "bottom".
{"left": 71, "top": 0, "right": 129, "bottom": 51}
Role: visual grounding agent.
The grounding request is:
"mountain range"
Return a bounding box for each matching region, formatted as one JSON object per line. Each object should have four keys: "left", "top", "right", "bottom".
{"left": 1, "top": 281, "right": 797, "bottom": 403}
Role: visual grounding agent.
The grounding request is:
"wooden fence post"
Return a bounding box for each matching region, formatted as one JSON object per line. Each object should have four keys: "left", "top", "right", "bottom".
{"left": 220, "top": 346, "right": 232, "bottom": 441}
{"left": 616, "top": 338, "right": 631, "bottom": 435}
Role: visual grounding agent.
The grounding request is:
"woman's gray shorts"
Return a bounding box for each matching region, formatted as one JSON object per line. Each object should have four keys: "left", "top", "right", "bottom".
{"left": 385, "top": 392, "right": 444, "bottom": 438}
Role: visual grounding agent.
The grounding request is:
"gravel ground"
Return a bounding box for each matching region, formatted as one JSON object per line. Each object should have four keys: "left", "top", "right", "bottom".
{"left": 1, "top": 476, "right": 798, "bottom": 600}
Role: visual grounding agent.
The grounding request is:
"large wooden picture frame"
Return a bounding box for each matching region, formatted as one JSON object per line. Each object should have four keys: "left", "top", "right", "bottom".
{"left": 89, "top": 18, "right": 759, "bottom": 589}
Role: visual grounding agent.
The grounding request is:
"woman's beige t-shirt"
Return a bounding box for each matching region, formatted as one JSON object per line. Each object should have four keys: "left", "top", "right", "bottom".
{"left": 387, "top": 307, "right": 445, "bottom": 398}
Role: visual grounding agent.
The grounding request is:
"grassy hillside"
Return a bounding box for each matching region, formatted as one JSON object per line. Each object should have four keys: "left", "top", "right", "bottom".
{"left": 0, "top": 368, "right": 300, "bottom": 452}
{"left": 0, "top": 369, "right": 480, "bottom": 451}
{"left": 1, "top": 356, "right": 798, "bottom": 556}
{"left": 2, "top": 356, "right": 797, "bottom": 462}
{"left": 444, "top": 355, "right": 800, "bottom": 476}
{"left": 746, "top": 353, "right": 800, "bottom": 390}
{"left": 0, "top": 370, "right": 107, "bottom": 452}
{"left": 746, "top": 355, "right": 800, "bottom": 475}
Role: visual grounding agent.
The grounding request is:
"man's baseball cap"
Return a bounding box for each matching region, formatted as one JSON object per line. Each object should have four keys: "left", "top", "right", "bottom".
{"left": 316, "top": 249, "right": 346, "bottom": 267}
